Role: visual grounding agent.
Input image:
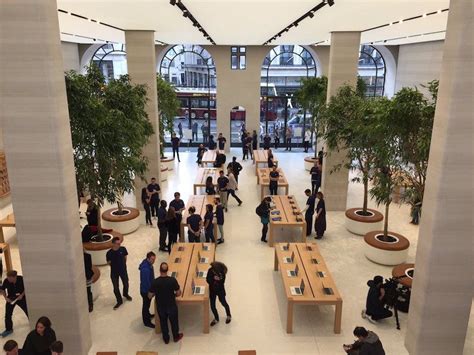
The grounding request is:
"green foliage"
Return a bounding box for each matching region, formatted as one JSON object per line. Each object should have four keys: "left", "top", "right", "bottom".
{"left": 66, "top": 65, "right": 153, "bottom": 210}
{"left": 156, "top": 75, "right": 180, "bottom": 157}
{"left": 356, "top": 76, "right": 368, "bottom": 98}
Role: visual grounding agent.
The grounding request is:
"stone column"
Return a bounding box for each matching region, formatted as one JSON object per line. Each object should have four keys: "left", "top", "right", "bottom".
{"left": 321, "top": 32, "right": 361, "bottom": 211}
{"left": 125, "top": 31, "right": 161, "bottom": 209}
{"left": 405, "top": 1, "right": 473, "bottom": 354}
{"left": 0, "top": 1, "right": 91, "bottom": 353}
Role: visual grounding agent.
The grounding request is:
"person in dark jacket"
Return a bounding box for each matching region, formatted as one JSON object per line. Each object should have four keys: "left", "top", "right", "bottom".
{"left": 257, "top": 197, "right": 271, "bottom": 243}
{"left": 252, "top": 130, "right": 258, "bottom": 151}
{"left": 214, "top": 197, "right": 225, "bottom": 244}
{"left": 213, "top": 152, "right": 226, "bottom": 168}
{"left": 206, "top": 261, "right": 231, "bottom": 326}
{"left": 139, "top": 252, "right": 156, "bottom": 328}
{"left": 147, "top": 178, "right": 161, "bottom": 218}
{"left": 0, "top": 271, "right": 28, "bottom": 337}
{"left": 217, "top": 133, "right": 227, "bottom": 150}
{"left": 208, "top": 135, "right": 217, "bottom": 150}
{"left": 302, "top": 189, "right": 315, "bottom": 237}
{"left": 171, "top": 133, "right": 181, "bottom": 162}
{"left": 83, "top": 252, "right": 94, "bottom": 312}
{"left": 85, "top": 199, "right": 98, "bottom": 227}
{"left": 22, "top": 316, "right": 56, "bottom": 355}
{"left": 343, "top": 326, "right": 385, "bottom": 355}
{"left": 315, "top": 191, "right": 326, "bottom": 239}
{"left": 141, "top": 187, "right": 152, "bottom": 226}
{"left": 309, "top": 161, "right": 322, "bottom": 195}
{"left": 157, "top": 200, "right": 168, "bottom": 252}
{"left": 227, "top": 157, "right": 243, "bottom": 183}
{"left": 361, "top": 276, "right": 393, "bottom": 323}
{"left": 203, "top": 204, "right": 215, "bottom": 243}
{"left": 166, "top": 207, "right": 180, "bottom": 253}
{"left": 197, "top": 144, "right": 207, "bottom": 165}
{"left": 263, "top": 133, "right": 271, "bottom": 150}
{"left": 205, "top": 176, "right": 216, "bottom": 195}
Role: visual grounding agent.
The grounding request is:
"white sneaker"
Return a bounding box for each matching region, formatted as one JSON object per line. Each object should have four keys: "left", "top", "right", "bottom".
{"left": 361, "top": 310, "right": 367, "bottom": 319}
{"left": 367, "top": 316, "right": 378, "bottom": 324}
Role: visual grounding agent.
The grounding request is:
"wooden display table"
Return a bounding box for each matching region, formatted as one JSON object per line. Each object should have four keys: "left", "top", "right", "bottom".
{"left": 253, "top": 150, "right": 278, "bottom": 175}
{"left": 274, "top": 242, "right": 343, "bottom": 334}
{"left": 180, "top": 195, "right": 218, "bottom": 242}
{"left": 154, "top": 243, "right": 215, "bottom": 335}
{"left": 201, "top": 150, "right": 224, "bottom": 166}
{"left": 193, "top": 168, "right": 220, "bottom": 195}
{"left": 0, "top": 213, "right": 15, "bottom": 243}
{"left": 256, "top": 168, "right": 289, "bottom": 199}
{"left": 268, "top": 196, "right": 306, "bottom": 247}
{"left": 0, "top": 243, "right": 13, "bottom": 272}
{"left": 392, "top": 263, "right": 414, "bottom": 288}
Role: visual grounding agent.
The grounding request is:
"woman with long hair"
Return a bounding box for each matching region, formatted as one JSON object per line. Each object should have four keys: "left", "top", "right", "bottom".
{"left": 22, "top": 316, "right": 57, "bottom": 355}
{"left": 204, "top": 204, "right": 215, "bottom": 243}
{"left": 206, "top": 261, "right": 231, "bottom": 326}
{"left": 166, "top": 206, "right": 180, "bottom": 253}
{"left": 205, "top": 176, "right": 216, "bottom": 195}
{"left": 141, "top": 187, "right": 152, "bottom": 226}
{"left": 315, "top": 191, "right": 327, "bottom": 239}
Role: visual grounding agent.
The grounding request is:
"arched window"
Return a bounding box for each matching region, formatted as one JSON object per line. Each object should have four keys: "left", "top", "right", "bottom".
{"left": 90, "top": 43, "right": 127, "bottom": 82}
{"left": 159, "top": 45, "right": 217, "bottom": 145}
{"left": 260, "top": 45, "right": 317, "bottom": 148}
{"left": 358, "top": 45, "right": 386, "bottom": 97}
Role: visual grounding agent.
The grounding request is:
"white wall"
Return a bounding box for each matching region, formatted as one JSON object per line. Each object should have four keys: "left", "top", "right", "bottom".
{"left": 61, "top": 41, "right": 80, "bottom": 72}
{"left": 395, "top": 40, "right": 444, "bottom": 92}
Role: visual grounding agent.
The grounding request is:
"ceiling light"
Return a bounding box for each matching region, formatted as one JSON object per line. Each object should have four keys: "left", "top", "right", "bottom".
{"left": 170, "top": 0, "right": 176, "bottom": 5}
{"left": 294, "top": 22, "right": 298, "bottom": 27}
{"left": 400, "top": 19, "right": 404, "bottom": 23}
{"left": 437, "top": 9, "right": 442, "bottom": 14}
{"left": 308, "top": 12, "right": 314, "bottom": 18}
{"left": 88, "top": 18, "right": 92, "bottom": 22}
{"left": 183, "top": 11, "right": 188, "bottom": 18}
{"left": 389, "top": 22, "right": 393, "bottom": 26}
{"left": 327, "top": 0, "right": 335, "bottom": 6}
{"left": 422, "top": 13, "right": 427, "bottom": 18}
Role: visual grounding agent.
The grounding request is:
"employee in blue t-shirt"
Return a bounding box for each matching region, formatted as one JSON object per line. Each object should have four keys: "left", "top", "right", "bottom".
{"left": 106, "top": 237, "right": 132, "bottom": 310}
{"left": 214, "top": 197, "right": 225, "bottom": 244}
{"left": 147, "top": 178, "right": 161, "bottom": 218}
{"left": 186, "top": 206, "right": 202, "bottom": 243}
{"left": 301, "top": 189, "right": 316, "bottom": 236}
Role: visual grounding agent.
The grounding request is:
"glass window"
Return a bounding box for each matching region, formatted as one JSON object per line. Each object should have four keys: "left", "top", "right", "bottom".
{"left": 358, "top": 45, "right": 386, "bottom": 97}
{"left": 239, "top": 55, "right": 246, "bottom": 70}
{"left": 230, "top": 46, "right": 246, "bottom": 70}
{"left": 90, "top": 43, "right": 127, "bottom": 82}
{"left": 231, "top": 55, "right": 238, "bottom": 70}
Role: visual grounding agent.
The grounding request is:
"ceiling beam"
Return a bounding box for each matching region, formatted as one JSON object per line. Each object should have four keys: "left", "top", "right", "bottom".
{"left": 170, "top": 0, "right": 216, "bottom": 45}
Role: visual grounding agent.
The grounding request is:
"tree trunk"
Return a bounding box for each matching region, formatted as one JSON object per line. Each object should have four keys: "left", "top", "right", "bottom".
{"left": 383, "top": 202, "right": 390, "bottom": 241}
{"left": 362, "top": 178, "right": 369, "bottom": 213}
{"left": 95, "top": 206, "right": 104, "bottom": 242}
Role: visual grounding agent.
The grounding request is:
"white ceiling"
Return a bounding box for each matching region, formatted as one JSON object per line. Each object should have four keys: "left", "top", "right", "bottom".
{"left": 58, "top": 0, "right": 450, "bottom": 46}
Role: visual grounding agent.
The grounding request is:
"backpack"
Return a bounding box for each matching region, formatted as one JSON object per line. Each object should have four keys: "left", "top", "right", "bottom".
{"left": 255, "top": 203, "right": 264, "bottom": 217}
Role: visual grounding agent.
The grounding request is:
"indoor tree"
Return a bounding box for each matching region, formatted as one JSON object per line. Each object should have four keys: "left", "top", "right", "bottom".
{"left": 390, "top": 80, "right": 438, "bottom": 223}
{"left": 156, "top": 75, "right": 180, "bottom": 158}
{"left": 295, "top": 76, "right": 327, "bottom": 158}
{"left": 66, "top": 65, "right": 153, "bottom": 239}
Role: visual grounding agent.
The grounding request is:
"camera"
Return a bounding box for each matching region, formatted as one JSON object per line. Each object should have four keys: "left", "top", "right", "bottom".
{"left": 382, "top": 277, "right": 411, "bottom": 329}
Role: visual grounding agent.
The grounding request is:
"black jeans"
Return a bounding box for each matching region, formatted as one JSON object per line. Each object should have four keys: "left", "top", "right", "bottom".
{"left": 274, "top": 138, "right": 280, "bottom": 149}
{"left": 150, "top": 200, "right": 159, "bottom": 217}
{"left": 311, "top": 181, "right": 320, "bottom": 195}
{"left": 5, "top": 298, "right": 28, "bottom": 331}
{"left": 141, "top": 292, "right": 153, "bottom": 326}
{"left": 158, "top": 305, "right": 180, "bottom": 342}
{"left": 205, "top": 228, "right": 215, "bottom": 243}
{"left": 305, "top": 211, "right": 314, "bottom": 236}
{"left": 168, "top": 231, "right": 178, "bottom": 253}
{"left": 304, "top": 140, "right": 310, "bottom": 152}
{"left": 188, "top": 232, "right": 201, "bottom": 243}
{"left": 111, "top": 271, "right": 129, "bottom": 304}
{"left": 286, "top": 138, "right": 292, "bottom": 150}
{"left": 192, "top": 132, "right": 198, "bottom": 141}
{"left": 158, "top": 225, "right": 168, "bottom": 250}
{"left": 269, "top": 182, "right": 278, "bottom": 195}
{"left": 86, "top": 284, "right": 93, "bottom": 309}
{"left": 227, "top": 189, "right": 242, "bottom": 204}
{"left": 172, "top": 147, "right": 180, "bottom": 161}
{"left": 144, "top": 203, "right": 152, "bottom": 225}
{"left": 210, "top": 290, "right": 231, "bottom": 321}
{"left": 261, "top": 223, "right": 268, "bottom": 240}
{"left": 243, "top": 149, "right": 249, "bottom": 160}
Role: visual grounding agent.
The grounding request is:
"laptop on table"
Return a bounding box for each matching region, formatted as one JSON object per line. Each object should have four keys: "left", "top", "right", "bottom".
{"left": 283, "top": 251, "right": 295, "bottom": 264}
{"left": 287, "top": 264, "right": 299, "bottom": 277}
{"left": 290, "top": 279, "right": 305, "bottom": 296}
{"left": 192, "top": 279, "right": 205, "bottom": 295}
{"left": 198, "top": 251, "right": 209, "bottom": 264}
{"left": 196, "top": 266, "right": 207, "bottom": 278}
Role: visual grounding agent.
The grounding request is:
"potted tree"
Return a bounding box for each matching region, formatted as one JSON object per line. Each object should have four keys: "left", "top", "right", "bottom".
{"left": 363, "top": 97, "right": 410, "bottom": 266}
{"left": 157, "top": 75, "right": 180, "bottom": 176}
{"left": 66, "top": 65, "right": 153, "bottom": 241}
{"left": 295, "top": 76, "right": 327, "bottom": 170}
{"left": 318, "top": 82, "right": 384, "bottom": 235}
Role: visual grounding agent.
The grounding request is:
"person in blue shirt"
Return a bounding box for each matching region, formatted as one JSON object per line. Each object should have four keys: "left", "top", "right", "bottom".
{"left": 208, "top": 135, "right": 217, "bottom": 150}
{"left": 157, "top": 200, "right": 168, "bottom": 252}
{"left": 139, "top": 252, "right": 156, "bottom": 329}
{"left": 106, "top": 238, "right": 131, "bottom": 310}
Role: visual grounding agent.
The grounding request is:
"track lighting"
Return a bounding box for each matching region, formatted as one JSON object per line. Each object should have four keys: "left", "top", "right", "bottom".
{"left": 308, "top": 12, "right": 314, "bottom": 18}
{"left": 170, "top": 0, "right": 177, "bottom": 5}
{"left": 327, "top": 0, "right": 335, "bottom": 6}
{"left": 183, "top": 10, "right": 188, "bottom": 18}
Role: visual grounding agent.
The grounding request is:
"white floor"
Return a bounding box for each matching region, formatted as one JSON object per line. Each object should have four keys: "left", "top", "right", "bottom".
{"left": 1, "top": 149, "right": 472, "bottom": 355}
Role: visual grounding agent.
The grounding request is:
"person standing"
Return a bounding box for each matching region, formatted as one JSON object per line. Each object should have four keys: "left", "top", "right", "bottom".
{"left": 256, "top": 197, "right": 271, "bottom": 243}
{"left": 214, "top": 197, "right": 225, "bottom": 244}
{"left": 304, "top": 129, "right": 312, "bottom": 153}
{"left": 106, "top": 237, "right": 132, "bottom": 310}
{"left": 0, "top": 271, "right": 28, "bottom": 337}
{"left": 204, "top": 204, "right": 215, "bottom": 243}
{"left": 285, "top": 126, "right": 293, "bottom": 151}
{"left": 178, "top": 121, "right": 183, "bottom": 139}
{"left": 197, "top": 144, "right": 207, "bottom": 165}
{"left": 227, "top": 169, "right": 243, "bottom": 206}
{"left": 217, "top": 170, "right": 229, "bottom": 212}
{"left": 310, "top": 161, "right": 322, "bottom": 195}
{"left": 245, "top": 133, "right": 253, "bottom": 160}
{"left": 141, "top": 187, "right": 152, "bottom": 226}
{"left": 274, "top": 130, "right": 280, "bottom": 149}
{"left": 205, "top": 176, "right": 216, "bottom": 195}
{"left": 315, "top": 191, "right": 326, "bottom": 239}
{"left": 269, "top": 166, "right": 279, "bottom": 195}
{"left": 263, "top": 133, "right": 271, "bottom": 150}
{"left": 251, "top": 129, "right": 258, "bottom": 153}
{"left": 217, "top": 133, "right": 227, "bottom": 151}
{"left": 201, "top": 122, "right": 208, "bottom": 143}
{"left": 227, "top": 157, "right": 243, "bottom": 183}
{"left": 22, "top": 316, "right": 56, "bottom": 355}
{"left": 240, "top": 131, "right": 248, "bottom": 158}
{"left": 139, "top": 251, "right": 156, "bottom": 329}
{"left": 267, "top": 149, "right": 276, "bottom": 169}
{"left": 301, "top": 189, "right": 316, "bottom": 237}
{"left": 85, "top": 199, "right": 98, "bottom": 228}
{"left": 186, "top": 206, "right": 202, "bottom": 243}
{"left": 206, "top": 261, "right": 232, "bottom": 326}
{"left": 147, "top": 178, "right": 161, "bottom": 218}
{"left": 157, "top": 200, "right": 168, "bottom": 252}
{"left": 148, "top": 262, "right": 183, "bottom": 344}
{"left": 169, "top": 192, "right": 185, "bottom": 226}
{"left": 166, "top": 207, "right": 180, "bottom": 253}
{"left": 208, "top": 135, "right": 217, "bottom": 150}
{"left": 192, "top": 121, "right": 198, "bottom": 141}
{"left": 83, "top": 252, "right": 94, "bottom": 312}
{"left": 171, "top": 133, "right": 181, "bottom": 162}
{"left": 318, "top": 147, "right": 324, "bottom": 165}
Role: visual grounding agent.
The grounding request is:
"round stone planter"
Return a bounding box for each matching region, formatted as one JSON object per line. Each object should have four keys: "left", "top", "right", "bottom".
{"left": 392, "top": 263, "right": 414, "bottom": 288}
{"left": 83, "top": 231, "right": 123, "bottom": 266}
{"left": 160, "top": 167, "right": 169, "bottom": 182}
{"left": 345, "top": 208, "right": 384, "bottom": 235}
{"left": 91, "top": 265, "right": 101, "bottom": 301}
{"left": 304, "top": 156, "right": 319, "bottom": 171}
{"left": 101, "top": 207, "right": 140, "bottom": 235}
{"left": 161, "top": 157, "right": 174, "bottom": 171}
{"left": 364, "top": 231, "right": 410, "bottom": 266}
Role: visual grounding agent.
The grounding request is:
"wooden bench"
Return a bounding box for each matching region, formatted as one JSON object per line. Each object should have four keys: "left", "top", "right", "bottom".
{"left": 0, "top": 243, "right": 13, "bottom": 272}
{"left": 268, "top": 195, "right": 306, "bottom": 247}
{"left": 193, "top": 167, "right": 220, "bottom": 195}
{"left": 253, "top": 149, "right": 278, "bottom": 175}
{"left": 180, "top": 195, "right": 219, "bottom": 242}
{"left": 201, "top": 149, "right": 224, "bottom": 166}
{"left": 238, "top": 351, "right": 257, "bottom": 355}
{"left": 256, "top": 167, "right": 289, "bottom": 200}
{"left": 154, "top": 243, "right": 215, "bottom": 335}
{"left": 274, "top": 242, "right": 342, "bottom": 334}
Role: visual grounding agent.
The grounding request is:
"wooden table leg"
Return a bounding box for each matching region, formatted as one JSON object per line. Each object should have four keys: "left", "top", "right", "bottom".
{"left": 154, "top": 302, "right": 162, "bottom": 334}
{"left": 193, "top": 185, "right": 197, "bottom": 195}
{"left": 274, "top": 248, "right": 279, "bottom": 271}
{"left": 269, "top": 223, "right": 274, "bottom": 247}
{"left": 4, "top": 244, "right": 12, "bottom": 272}
{"left": 214, "top": 224, "right": 218, "bottom": 243}
{"left": 286, "top": 186, "right": 289, "bottom": 195}
{"left": 0, "top": 227, "right": 4, "bottom": 243}
{"left": 286, "top": 300, "right": 294, "bottom": 333}
{"left": 334, "top": 300, "right": 342, "bottom": 334}
{"left": 179, "top": 224, "right": 184, "bottom": 242}
{"left": 255, "top": 163, "right": 258, "bottom": 176}
{"left": 302, "top": 224, "right": 307, "bottom": 243}
{"left": 261, "top": 186, "right": 264, "bottom": 200}
{"left": 203, "top": 299, "right": 210, "bottom": 334}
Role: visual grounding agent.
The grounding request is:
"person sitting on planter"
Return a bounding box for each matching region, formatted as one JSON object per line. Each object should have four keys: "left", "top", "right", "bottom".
{"left": 197, "top": 144, "right": 207, "bottom": 165}
{"left": 157, "top": 200, "right": 168, "bottom": 252}
{"left": 315, "top": 191, "right": 326, "bottom": 239}
{"left": 213, "top": 152, "right": 226, "bottom": 168}
{"left": 343, "top": 326, "right": 385, "bottom": 355}
{"left": 361, "top": 275, "right": 393, "bottom": 324}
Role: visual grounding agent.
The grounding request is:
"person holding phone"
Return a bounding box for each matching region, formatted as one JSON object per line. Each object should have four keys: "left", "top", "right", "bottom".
{"left": 0, "top": 271, "right": 28, "bottom": 337}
